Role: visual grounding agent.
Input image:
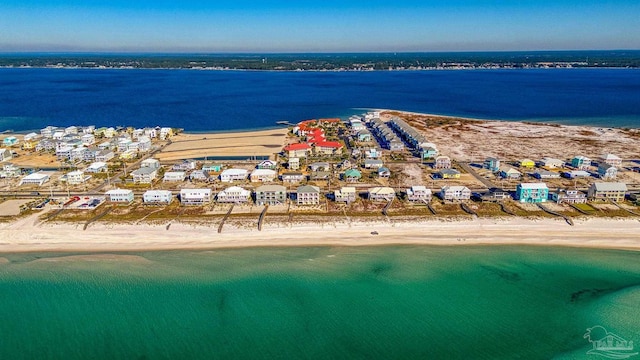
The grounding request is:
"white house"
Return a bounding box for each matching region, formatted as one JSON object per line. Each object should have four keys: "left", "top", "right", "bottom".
{"left": 81, "top": 134, "right": 96, "bottom": 146}
{"left": 250, "top": 169, "right": 277, "bottom": 182}
{"left": 334, "top": 187, "right": 357, "bottom": 203}
{"left": 131, "top": 167, "right": 157, "bottom": 184}
{"left": 105, "top": 189, "right": 134, "bottom": 203}
{"left": 368, "top": 187, "right": 395, "bottom": 202}
{"left": 86, "top": 162, "right": 108, "bottom": 173}
{"left": 216, "top": 186, "right": 251, "bottom": 203}
{"left": 19, "top": 172, "right": 50, "bottom": 186}
{"left": 143, "top": 190, "right": 173, "bottom": 204}
{"left": 65, "top": 170, "right": 89, "bottom": 185}
{"left": 220, "top": 168, "right": 248, "bottom": 182}
{"left": 0, "top": 148, "right": 12, "bottom": 162}
{"left": 180, "top": 188, "right": 212, "bottom": 205}
{"left": 141, "top": 158, "right": 161, "bottom": 170}
{"left": 440, "top": 186, "right": 471, "bottom": 201}
{"left": 163, "top": 171, "right": 186, "bottom": 182}
{"left": 296, "top": 185, "right": 321, "bottom": 205}
{"left": 406, "top": 186, "right": 432, "bottom": 202}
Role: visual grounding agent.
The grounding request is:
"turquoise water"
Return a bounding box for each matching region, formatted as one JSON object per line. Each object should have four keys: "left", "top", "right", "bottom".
{"left": 1, "top": 246, "right": 639, "bottom": 359}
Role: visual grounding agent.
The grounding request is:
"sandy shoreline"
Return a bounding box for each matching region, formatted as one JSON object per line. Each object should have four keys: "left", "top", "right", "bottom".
{"left": 1, "top": 213, "right": 639, "bottom": 253}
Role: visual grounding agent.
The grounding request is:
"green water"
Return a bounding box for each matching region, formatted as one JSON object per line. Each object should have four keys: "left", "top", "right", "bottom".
{"left": 0, "top": 246, "right": 639, "bottom": 359}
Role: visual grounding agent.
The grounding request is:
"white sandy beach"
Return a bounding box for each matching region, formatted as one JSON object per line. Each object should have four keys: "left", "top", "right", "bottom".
{"left": 1, "top": 212, "right": 639, "bottom": 253}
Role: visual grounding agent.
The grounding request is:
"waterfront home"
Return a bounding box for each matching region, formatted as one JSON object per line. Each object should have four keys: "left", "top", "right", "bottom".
{"left": 139, "top": 158, "right": 160, "bottom": 170}
{"left": 364, "top": 159, "right": 383, "bottom": 169}
{"left": 519, "top": 159, "right": 535, "bottom": 169}
{"left": 202, "top": 163, "right": 222, "bottom": 172}
{"left": 563, "top": 170, "right": 591, "bottom": 179}
{"left": 179, "top": 188, "right": 212, "bottom": 205}
{"left": 484, "top": 157, "right": 501, "bottom": 172}
{"left": 571, "top": 156, "right": 592, "bottom": 170}
{"left": 434, "top": 156, "right": 452, "bottom": 169}
{"left": 284, "top": 143, "right": 312, "bottom": 158}
{"left": 540, "top": 157, "right": 564, "bottom": 169}
{"left": 2, "top": 136, "right": 18, "bottom": 147}
{"left": 255, "top": 185, "right": 287, "bottom": 205}
{"left": 0, "top": 163, "right": 21, "bottom": 178}
{"left": 52, "top": 131, "right": 65, "bottom": 140}
{"left": 216, "top": 186, "right": 251, "bottom": 204}
{"left": 588, "top": 182, "right": 627, "bottom": 202}
{"left": 281, "top": 172, "right": 305, "bottom": 183}
{"left": 437, "top": 169, "right": 461, "bottom": 179}
{"left": 368, "top": 187, "right": 396, "bottom": 202}
{"left": 163, "top": 171, "right": 186, "bottom": 182}
{"left": 56, "top": 145, "right": 74, "bottom": 161}
{"left": 189, "top": 170, "right": 211, "bottom": 182}
{"left": 220, "top": 168, "right": 248, "bottom": 182}
{"left": 309, "top": 171, "right": 331, "bottom": 181}
{"left": 0, "top": 148, "right": 12, "bottom": 162}
{"left": 309, "top": 162, "right": 330, "bottom": 172}
{"left": 551, "top": 189, "right": 587, "bottom": 204}
{"left": 296, "top": 185, "right": 321, "bottom": 205}
{"left": 343, "top": 169, "right": 362, "bottom": 182}
{"left": 81, "top": 134, "right": 96, "bottom": 146}
{"left": 64, "top": 126, "right": 79, "bottom": 135}
{"left": 516, "top": 183, "right": 549, "bottom": 203}
{"left": 334, "top": 187, "right": 357, "bottom": 203}
{"left": 172, "top": 160, "right": 197, "bottom": 171}
{"left": 499, "top": 167, "right": 522, "bottom": 180}
{"left": 257, "top": 160, "right": 277, "bottom": 170}
{"left": 598, "top": 164, "right": 618, "bottom": 180}
{"left": 143, "top": 190, "right": 173, "bottom": 204}
{"left": 21, "top": 138, "right": 39, "bottom": 150}
{"left": 365, "top": 148, "right": 382, "bottom": 159}
{"left": 406, "top": 186, "right": 432, "bottom": 202}
{"left": 481, "top": 188, "right": 511, "bottom": 202}
{"left": 159, "top": 127, "right": 174, "bottom": 140}
{"left": 338, "top": 159, "right": 352, "bottom": 169}
{"left": 19, "top": 172, "right": 50, "bottom": 186}
{"left": 40, "top": 126, "right": 59, "bottom": 138}
{"left": 95, "top": 149, "right": 115, "bottom": 162}
{"left": 119, "top": 149, "right": 137, "bottom": 160}
{"left": 250, "top": 169, "right": 277, "bottom": 183}
{"left": 378, "top": 167, "right": 391, "bottom": 178}
{"left": 86, "top": 161, "right": 108, "bottom": 173}
{"left": 439, "top": 186, "right": 471, "bottom": 201}
{"left": 24, "top": 132, "right": 39, "bottom": 141}
{"left": 600, "top": 153, "right": 622, "bottom": 168}
{"left": 131, "top": 167, "right": 158, "bottom": 184}
{"left": 105, "top": 189, "right": 134, "bottom": 203}
{"left": 314, "top": 141, "right": 343, "bottom": 155}
{"left": 288, "top": 157, "right": 300, "bottom": 170}
{"left": 65, "top": 170, "right": 89, "bottom": 185}
{"left": 533, "top": 170, "right": 561, "bottom": 179}
{"left": 143, "top": 127, "right": 157, "bottom": 139}
{"left": 104, "top": 127, "right": 116, "bottom": 138}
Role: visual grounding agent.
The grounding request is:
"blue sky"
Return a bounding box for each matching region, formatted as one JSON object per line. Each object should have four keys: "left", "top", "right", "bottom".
{"left": 0, "top": 0, "right": 638, "bottom": 52}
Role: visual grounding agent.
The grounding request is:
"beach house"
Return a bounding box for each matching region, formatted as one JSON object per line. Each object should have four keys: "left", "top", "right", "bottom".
{"left": 540, "top": 157, "right": 565, "bottom": 169}
{"left": 364, "top": 159, "right": 383, "bottom": 169}
{"left": 439, "top": 186, "right": 471, "bottom": 201}
{"left": 0, "top": 148, "right": 12, "bottom": 162}
{"left": 516, "top": 183, "right": 549, "bottom": 203}
{"left": 281, "top": 172, "right": 305, "bottom": 183}
{"left": 257, "top": 160, "right": 277, "bottom": 170}
{"left": 519, "top": 159, "right": 535, "bottom": 169}
{"left": 220, "top": 168, "right": 248, "bottom": 182}
{"left": 588, "top": 182, "right": 627, "bottom": 202}
{"left": 19, "top": 172, "right": 51, "bottom": 186}
{"left": 499, "top": 167, "right": 522, "bottom": 180}
{"left": 65, "top": 170, "right": 89, "bottom": 185}
{"left": 563, "top": 170, "right": 591, "bottom": 179}
{"left": 141, "top": 158, "right": 161, "bottom": 170}
{"left": 600, "top": 153, "right": 622, "bottom": 168}
{"left": 334, "top": 187, "right": 357, "bottom": 203}
{"left": 201, "top": 163, "right": 222, "bottom": 172}
{"left": 314, "top": 141, "right": 343, "bottom": 156}
{"left": 598, "top": 164, "right": 618, "bottom": 180}
{"left": 533, "top": 170, "right": 561, "bottom": 180}
{"left": 86, "top": 161, "right": 108, "bottom": 173}
{"left": 368, "top": 187, "right": 396, "bottom": 202}
{"left": 296, "top": 185, "right": 321, "bottom": 205}
{"left": 2, "top": 136, "right": 18, "bottom": 147}
{"left": 437, "top": 169, "right": 461, "bottom": 179}
{"left": 179, "top": 188, "right": 212, "bottom": 205}
{"left": 484, "top": 157, "right": 501, "bottom": 172}
{"left": 216, "top": 186, "right": 251, "bottom": 204}
{"left": 288, "top": 157, "right": 300, "bottom": 170}
{"left": 434, "top": 156, "right": 452, "bottom": 169}
{"left": 309, "top": 162, "right": 331, "bottom": 172}
{"left": 143, "top": 190, "right": 173, "bottom": 204}
{"left": 189, "top": 170, "right": 211, "bottom": 182}
{"left": 131, "top": 167, "right": 158, "bottom": 184}
{"left": 406, "top": 186, "right": 432, "bottom": 202}
{"left": 571, "top": 156, "right": 591, "bottom": 170}
{"left": 255, "top": 185, "right": 287, "bottom": 205}
{"left": 343, "top": 169, "right": 362, "bottom": 183}
{"left": 377, "top": 167, "right": 391, "bottom": 178}
{"left": 250, "top": 169, "right": 277, "bottom": 183}
{"left": 551, "top": 189, "right": 587, "bottom": 204}
{"left": 105, "top": 189, "right": 134, "bottom": 203}
{"left": 172, "top": 160, "right": 197, "bottom": 171}
{"left": 163, "top": 171, "right": 186, "bottom": 182}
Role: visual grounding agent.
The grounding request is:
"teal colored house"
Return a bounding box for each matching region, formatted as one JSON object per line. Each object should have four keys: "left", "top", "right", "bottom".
{"left": 516, "top": 183, "right": 549, "bottom": 203}
{"left": 343, "top": 169, "right": 362, "bottom": 183}
{"left": 202, "top": 163, "right": 223, "bottom": 172}
{"left": 484, "top": 157, "right": 501, "bottom": 172}
{"left": 420, "top": 147, "right": 438, "bottom": 160}
{"left": 2, "top": 136, "right": 18, "bottom": 147}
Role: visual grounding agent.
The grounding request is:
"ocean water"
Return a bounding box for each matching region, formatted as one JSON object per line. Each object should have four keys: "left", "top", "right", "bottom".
{"left": 1, "top": 245, "right": 639, "bottom": 359}
{"left": 0, "top": 68, "right": 639, "bottom": 132}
